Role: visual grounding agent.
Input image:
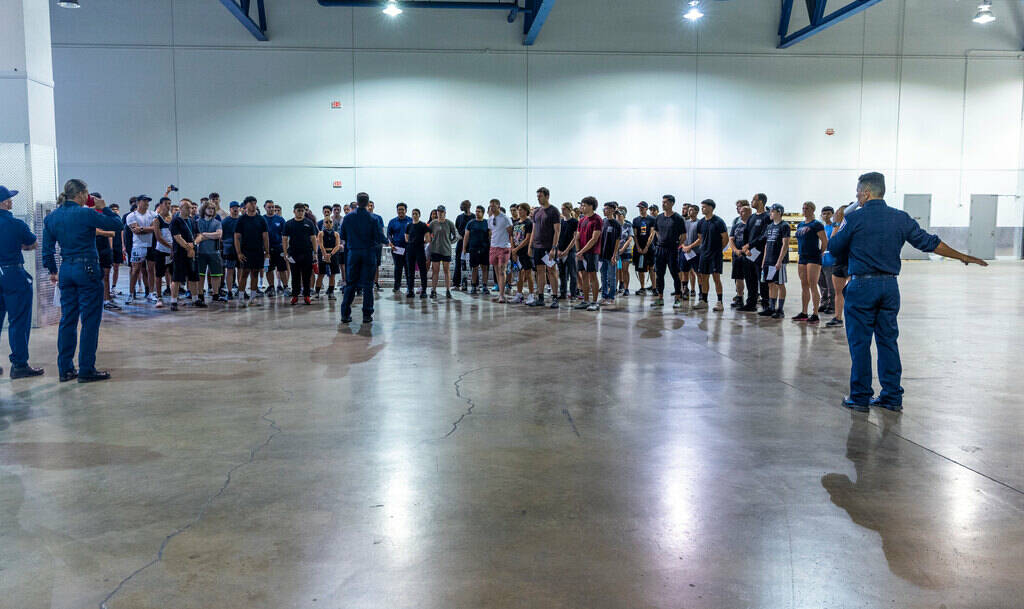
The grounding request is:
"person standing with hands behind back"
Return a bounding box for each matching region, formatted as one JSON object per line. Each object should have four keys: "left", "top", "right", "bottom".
{"left": 0, "top": 185, "right": 44, "bottom": 379}
{"left": 340, "top": 192, "right": 383, "bottom": 324}
{"left": 283, "top": 203, "right": 318, "bottom": 305}
{"left": 42, "top": 179, "right": 124, "bottom": 383}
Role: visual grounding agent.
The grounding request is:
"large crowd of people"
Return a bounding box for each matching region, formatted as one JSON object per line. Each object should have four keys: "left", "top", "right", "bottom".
{"left": 93, "top": 187, "right": 868, "bottom": 326}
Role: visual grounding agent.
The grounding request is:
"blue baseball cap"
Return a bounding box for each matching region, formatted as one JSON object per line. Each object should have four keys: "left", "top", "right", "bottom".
{"left": 229, "top": 200, "right": 241, "bottom": 208}
{"left": 770, "top": 203, "right": 785, "bottom": 214}
{"left": 0, "top": 186, "right": 19, "bottom": 201}
{"left": 137, "top": 194, "right": 152, "bottom": 202}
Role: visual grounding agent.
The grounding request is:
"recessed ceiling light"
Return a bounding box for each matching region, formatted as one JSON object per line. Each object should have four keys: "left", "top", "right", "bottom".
{"left": 973, "top": 0, "right": 995, "bottom": 24}
{"left": 57, "top": 0, "right": 81, "bottom": 8}
{"left": 684, "top": 0, "right": 704, "bottom": 22}
{"left": 383, "top": 1, "right": 402, "bottom": 17}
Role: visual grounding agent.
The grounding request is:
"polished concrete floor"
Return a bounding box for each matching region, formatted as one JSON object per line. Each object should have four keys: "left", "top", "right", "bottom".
{"left": 1, "top": 261, "right": 1022, "bottom": 609}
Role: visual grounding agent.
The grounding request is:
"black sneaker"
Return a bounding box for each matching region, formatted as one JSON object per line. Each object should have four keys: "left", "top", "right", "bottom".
{"left": 446, "top": 290, "right": 453, "bottom": 299}
{"left": 549, "top": 298, "right": 559, "bottom": 309}
{"left": 757, "top": 308, "right": 774, "bottom": 317}
{"left": 870, "top": 396, "right": 903, "bottom": 412}
{"left": 363, "top": 314, "right": 373, "bottom": 323}
{"left": 266, "top": 287, "right": 276, "bottom": 297}
{"left": 420, "top": 291, "right": 427, "bottom": 299}
{"left": 771, "top": 309, "right": 784, "bottom": 319}
{"left": 791, "top": 312, "right": 808, "bottom": 322}
{"left": 170, "top": 302, "right": 179, "bottom": 311}
{"left": 406, "top": 291, "right": 415, "bottom": 297}
{"left": 738, "top": 304, "right": 758, "bottom": 312}
{"left": 807, "top": 314, "right": 820, "bottom": 324}
{"left": 825, "top": 317, "right": 844, "bottom": 328}
{"left": 194, "top": 300, "right": 208, "bottom": 308}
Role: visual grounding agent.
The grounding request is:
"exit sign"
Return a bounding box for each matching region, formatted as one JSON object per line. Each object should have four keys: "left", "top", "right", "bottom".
{"left": 331, "top": 101, "right": 342, "bottom": 109}
{"left": 332, "top": 181, "right": 343, "bottom": 188}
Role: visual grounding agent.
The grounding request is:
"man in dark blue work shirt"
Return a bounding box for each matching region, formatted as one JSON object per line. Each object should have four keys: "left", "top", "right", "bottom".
{"left": 339, "top": 192, "right": 384, "bottom": 324}
{"left": 387, "top": 203, "right": 412, "bottom": 293}
{"left": 42, "top": 179, "right": 125, "bottom": 383}
{"left": 828, "top": 172, "right": 986, "bottom": 413}
{"left": 0, "top": 186, "right": 44, "bottom": 378}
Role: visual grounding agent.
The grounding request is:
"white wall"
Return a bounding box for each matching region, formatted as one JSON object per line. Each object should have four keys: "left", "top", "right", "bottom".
{"left": 49, "top": 0, "right": 1024, "bottom": 228}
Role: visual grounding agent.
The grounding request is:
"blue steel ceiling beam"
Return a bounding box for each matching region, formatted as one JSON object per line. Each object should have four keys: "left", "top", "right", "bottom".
{"left": 317, "top": 1, "right": 520, "bottom": 11}
{"left": 219, "top": 0, "right": 268, "bottom": 41}
{"left": 778, "top": 0, "right": 885, "bottom": 48}
{"left": 778, "top": 0, "right": 794, "bottom": 37}
{"left": 523, "top": 0, "right": 556, "bottom": 46}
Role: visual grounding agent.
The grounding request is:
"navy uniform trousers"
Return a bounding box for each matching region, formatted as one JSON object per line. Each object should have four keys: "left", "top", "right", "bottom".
{"left": 844, "top": 275, "right": 903, "bottom": 406}
{"left": 58, "top": 256, "right": 105, "bottom": 375}
{"left": 341, "top": 248, "right": 375, "bottom": 317}
{"left": 0, "top": 264, "right": 33, "bottom": 367}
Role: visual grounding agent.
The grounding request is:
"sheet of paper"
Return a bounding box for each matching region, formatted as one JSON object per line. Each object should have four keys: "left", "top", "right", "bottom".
{"left": 748, "top": 248, "right": 761, "bottom": 260}
{"left": 53, "top": 284, "right": 61, "bottom": 308}
{"left": 461, "top": 252, "right": 470, "bottom": 262}
{"left": 392, "top": 246, "right": 405, "bottom": 255}
{"left": 541, "top": 253, "right": 556, "bottom": 267}
{"left": 766, "top": 266, "right": 777, "bottom": 281}
{"left": 684, "top": 250, "right": 696, "bottom": 261}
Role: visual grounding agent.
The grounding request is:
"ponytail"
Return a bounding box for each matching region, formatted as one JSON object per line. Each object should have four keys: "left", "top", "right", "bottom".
{"left": 61, "top": 178, "right": 88, "bottom": 204}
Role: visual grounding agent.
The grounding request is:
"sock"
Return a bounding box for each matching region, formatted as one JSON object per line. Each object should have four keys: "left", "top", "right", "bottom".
{"left": 778, "top": 298, "right": 785, "bottom": 311}
{"left": 769, "top": 298, "right": 777, "bottom": 311}
{"left": 717, "top": 293, "right": 723, "bottom": 302}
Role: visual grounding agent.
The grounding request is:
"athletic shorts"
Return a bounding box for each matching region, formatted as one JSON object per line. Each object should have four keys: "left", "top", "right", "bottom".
{"left": 697, "top": 253, "right": 723, "bottom": 275}
{"left": 268, "top": 247, "right": 287, "bottom": 272}
{"left": 376, "top": 246, "right": 384, "bottom": 267}
{"left": 469, "top": 248, "right": 489, "bottom": 268}
{"left": 619, "top": 253, "right": 632, "bottom": 262}
{"left": 430, "top": 253, "right": 451, "bottom": 263}
{"left": 172, "top": 255, "right": 199, "bottom": 283}
{"left": 678, "top": 250, "right": 698, "bottom": 273}
{"left": 318, "top": 256, "right": 340, "bottom": 275}
{"left": 532, "top": 247, "right": 550, "bottom": 268}
{"left": 833, "top": 263, "right": 848, "bottom": 279}
{"left": 146, "top": 247, "right": 162, "bottom": 263}
{"left": 98, "top": 250, "right": 113, "bottom": 269}
{"left": 633, "top": 251, "right": 652, "bottom": 270}
{"left": 798, "top": 255, "right": 822, "bottom": 266}
{"left": 730, "top": 257, "right": 746, "bottom": 280}
{"left": 580, "top": 252, "right": 599, "bottom": 273}
{"left": 517, "top": 252, "right": 535, "bottom": 271}
{"left": 154, "top": 252, "right": 171, "bottom": 276}
{"left": 489, "top": 247, "right": 510, "bottom": 267}
{"left": 241, "top": 251, "right": 265, "bottom": 270}
{"left": 112, "top": 249, "right": 124, "bottom": 264}
{"left": 130, "top": 246, "right": 149, "bottom": 264}
{"left": 197, "top": 252, "right": 224, "bottom": 277}
{"left": 762, "top": 264, "right": 787, "bottom": 285}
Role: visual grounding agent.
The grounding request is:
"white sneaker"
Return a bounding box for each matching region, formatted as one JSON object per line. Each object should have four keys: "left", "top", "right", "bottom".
{"left": 693, "top": 301, "right": 708, "bottom": 310}
{"left": 712, "top": 301, "right": 724, "bottom": 312}
{"left": 525, "top": 294, "right": 536, "bottom": 305}
{"left": 154, "top": 299, "right": 164, "bottom": 309}
{"left": 587, "top": 303, "right": 600, "bottom": 311}
{"left": 250, "top": 296, "right": 261, "bottom": 307}
{"left": 512, "top": 293, "right": 524, "bottom": 304}
{"left": 146, "top": 293, "right": 158, "bottom": 303}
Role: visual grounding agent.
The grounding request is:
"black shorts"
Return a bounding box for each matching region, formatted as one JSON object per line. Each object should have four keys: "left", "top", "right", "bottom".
{"left": 620, "top": 253, "right": 632, "bottom": 263}
{"left": 798, "top": 255, "right": 822, "bottom": 266}
{"left": 172, "top": 255, "right": 199, "bottom": 282}
{"left": 832, "top": 263, "right": 848, "bottom": 278}
{"left": 145, "top": 247, "right": 161, "bottom": 263}
{"left": 517, "top": 252, "right": 535, "bottom": 271}
{"left": 580, "top": 253, "right": 599, "bottom": 273}
{"left": 698, "top": 253, "right": 723, "bottom": 275}
{"left": 153, "top": 251, "right": 171, "bottom": 276}
{"left": 376, "top": 246, "right": 384, "bottom": 267}
{"left": 532, "top": 247, "right": 550, "bottom": 268}
{"left": 678, "top": 250, "right": 698, "bottom": 273}
{"left": 112, "top": 249, "right": 124, "bottom": 264}
{"left": 98, "top": 250, "right": 113, "bottom": 269}
{"left": 268, "top": 247, "right": 287, "bottom": 272}
{"left": 241, "top": 251, "right": 264, "bottom": 270}
{"left": 430, "top": 253, "right": 451, "bottom": 263}
{"left": 633, "top": 251, "right": 652, "bottom": 270}
{"left": 730, "top": 257, "right": 746, "bottom": 280}
{"left": 318, "top": 257, "right": 340, "bottom": 275}
{"left": 469, "top": 248, "right": 489, "bottom": 267}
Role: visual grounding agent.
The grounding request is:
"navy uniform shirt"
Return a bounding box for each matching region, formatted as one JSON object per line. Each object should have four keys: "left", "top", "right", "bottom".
{"left": 0, "top": 208, "right": 37, "bottom": 266}
{"left": 43, "top": 201, "right": 124, "bottom": 274}
{"left": 827, "top": 199, "right": 940, "bottom": 276}
{"left": 744, "top": 210, "right": 770, "bottom": 250}
{"left": 340, "top": 207, "right": 384, "bottom": 251}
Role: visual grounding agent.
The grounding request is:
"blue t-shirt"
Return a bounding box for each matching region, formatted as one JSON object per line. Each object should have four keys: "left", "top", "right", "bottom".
{"left": 265, "top": 214, "right": 285, "bottom": 248}
{"left": 822, "top": 223, "right": 836, "bottom": 266}
{"left": 796, "top": 220, "right": 825, "bottom": 260}
{"left": 221, "top": 216, "right": 238, "bottom": 253}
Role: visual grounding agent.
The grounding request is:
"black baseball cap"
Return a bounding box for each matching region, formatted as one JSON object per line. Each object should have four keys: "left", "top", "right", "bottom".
{"left": 436, "top": 205, "right": 446, "bottom": 212}
{"left": 770, "top": 203, "right": 785, "bottom": 213}
{"left": 137, "top": 194, "right": 152, "bottom": 202}
{"left": 636, "top": 201, "right": 649, "bottom": 209}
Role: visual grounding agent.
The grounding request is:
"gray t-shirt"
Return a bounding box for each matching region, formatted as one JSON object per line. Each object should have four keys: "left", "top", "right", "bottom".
{"left": 619, "top": 222, "right": 633, "bottom": 248}
{"left": 197, "top": 217, "right": 222, "bottom": 255}
{"left": 684, "top": 219, "right": 699, "bottom": 246}
{"left": 428, "top": 219, "right": 457, "bottom": 257}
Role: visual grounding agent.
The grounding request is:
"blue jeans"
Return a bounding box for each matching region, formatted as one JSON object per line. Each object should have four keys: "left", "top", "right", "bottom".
{"left": 844, "top": 276, "right": 902, "bottom": 405}
{"left": 341, "top": 249, "right": 375, "bottom": 318}
{"left": 57, "top": 258, "right": 105, "bottom": 375}
{"left": 599, "top": 258, "right": 616, "bottom": 300}
{"left": 0, "top": 264, "right": 33, "bottom": 367}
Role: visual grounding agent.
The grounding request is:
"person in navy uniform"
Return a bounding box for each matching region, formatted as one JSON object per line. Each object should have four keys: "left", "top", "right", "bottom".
{"left": 339, "top": 192, "right": 383, "bottom": 324}
{"left": 0, "top": 186, "right": 45, "bottom": 379}
{"left": 827, "top": 172, "right": 986, "bottom": 412}
{"left": 42, "top": 179, "right": 124, "bottom": 383}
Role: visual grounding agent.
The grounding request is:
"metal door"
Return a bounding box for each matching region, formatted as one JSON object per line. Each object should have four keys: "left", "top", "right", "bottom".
{"left": 968, "top": 194, "right": 998, "bottom": 260}
{"left": 901, "top": 194, "right": 932, "bottom": 260}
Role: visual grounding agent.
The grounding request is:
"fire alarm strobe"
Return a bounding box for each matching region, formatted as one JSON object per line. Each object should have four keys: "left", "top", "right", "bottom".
{"left": 332, "top": 181, "right": 343, "bottom": 188}
{"left": 331, "top": 101, "right": 342, "bottom": 109}
{"left": 825, "top": 128, "right": 836, "bottom": 136}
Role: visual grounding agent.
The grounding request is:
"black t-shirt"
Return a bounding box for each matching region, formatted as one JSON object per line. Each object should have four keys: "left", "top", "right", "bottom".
{"left": 731, "top": 219, "right": 747, "bottom": 249}
{"left": 221, "top": 216, "right": 238, "bottom": 252}
{"left": 405, "top": 221, "right": 428, "bottom": 249}
{"left": 654, "top": 213, "right": 685, "bottom": 247}
{"left": 696, "top": 215, "right": 728, "bottom": 257}
{"left": 170, "top": 215, "right": 195, "bottom": 256}
{"left": 455, "top": 212, "right": 473, "bottom": 237}
{"left": 632, "top": 215, "right": 656, "bottom": 249}
{"left": 599, "top": 218, "right": 622, "bottom": 260}
{"left": 512, "top": 218, "right": 533, "bottom": 251}
{"left": 466, "top": 218, "right": 489, "bottom": 250}
{"left": 284, "top": 218, "right": 317, "bottom": 258}
{"left": 557, "top": 217, "right": 578, "bottom": 251}
{"left": 796, "top": 220, "right": 825, "bottom": 259}
{"left": 744, "top": 211, "right": 771, "bottom": 249}
{"left": 322, "top": 228, "right": 337, "bottom": 255}
{"left": 235, "top": 213, "right": 268, "bottom": 254}
{"left": 763, "top": 221, "right": 792, "bottom": 265}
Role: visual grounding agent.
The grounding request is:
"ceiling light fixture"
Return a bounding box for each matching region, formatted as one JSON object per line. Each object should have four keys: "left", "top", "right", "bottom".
{"left": 683, "top": 0, "right": 704, "bottom": 22}
{"left": 972, "top": 0, "right": 995, "bottom": 24}
{"left": 383, "top": 1, "right": 402, "bottom": 17}
{"left": 57, "top": 0, "right": 81, "bottom": 8}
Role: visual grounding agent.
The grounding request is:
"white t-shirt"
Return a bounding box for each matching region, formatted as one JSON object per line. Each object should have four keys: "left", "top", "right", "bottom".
{"left": 126, "top": 210, "right": 157, "bottom": 248}
{"left": 488, "top": 213, "right": 512, "bottom": 248}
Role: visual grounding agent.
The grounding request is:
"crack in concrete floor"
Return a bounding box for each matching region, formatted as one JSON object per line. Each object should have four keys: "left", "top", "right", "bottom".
{"left": 444, "top": 367, "right": 490, "bottom": 439}
{"left": 98, "top": 407, "right": 282, "bottom": 609}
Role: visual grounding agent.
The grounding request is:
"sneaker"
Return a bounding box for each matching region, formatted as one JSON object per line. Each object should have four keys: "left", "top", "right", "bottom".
{"left": 573, "top": 301, "right": 590, "bottom": 310}
{"left": 672, "top": 298, "right": 682, "bottom": 309}
{"left": 549, "top": 298, "right": 559, "bottom": 309}
{"left": 446, "top": 291, "right": 453, "bottom": 299}
{"left": 653, "top": 298, "right": 664, "bottom": 307}
{"left": 512, "top": 294, "right": 524, "bottom": 304}
{"left": 731, "top": 296, "right": 743, "bottom": 306}
{"left": 250, "top": 297, "right": 261, "bottom": 307}
{"left": 328, "top": 293, "right": 336, "bottom": 301}
{"left": 392, "top": 287, "right": 400, "bottom": 293}
{"left": 598, "top": 299, "right": 610, "bottom": 306}
{"left": 771, "top": 309, "right": 784, "bottom": 319}
{"left": 693, "top": 301, "right": 708, "bottom": 310}
{"left": 155, "top": 299, "right": 164, "bottom": 309}
{"left": 470, "top": 287, "right": 477, "bottom": 295}
{"left": 758, "top": 308, "right": 774, "bottom": 317}
{"left": 226, "top": 293, "right": 234, "bottom": 301}
{"left": 825, "top": 317, "right": 844, "bottom": 328}
{"left": 738, "top": 304, "right": 758, "bottom": 312}
{"left": 712, "top": 301, "right": 724, "bottom": 312}
{"left": 170, "top": 302, "right": 178, "bottom": 311}
{"left": 525, "top": 294, "right": 536, "bottom": 306}
{"left": 622, "top": 289, "right": 629, "bottom": 296}
{"left": 430, "top": 290, "right": 437, "bottom": 299}
{"left": 161, "top": 288, "right": 170, "bottom": 297}
{"left": 194, "top": 300, "right": 208, "bottom": 308}
{"left": 103, "top": 301, "right": 122, "bottom": 311}
{"left": 870, "top": 396, "right": 903, "bottom": 412}
{"left": 419, "top": 291, "right": 427, "bottom": 299}
{"left": 842, "top": 396, "right": 870, "bottom": 413}
{"left": 147, "top": 293, "right": 159, "bottom": 303}
{"left": 124, "top": 295, "right": 135, "bottom": 305}
{"left": 730, "top": 299, "right": 743, "bottom": 308}
{"left": 792, "top": 312, "right": 809, "bottom": 322}
{"left": 304, "top": 296, "right": 312, "bottom": 305}
{"left": 680, "top": 288, "right": 688, "bottom": 299}
{"left": 406, "top": 291, "right": 415, "bottom": 297}
{"left": 586, "top": 303, "right": 600, "bottom": 311}
{"left": 636, "top": 288, "right": 646, "bottom": 296}
{"left": 291, "top": 296, "right": 299, "bottom": 305}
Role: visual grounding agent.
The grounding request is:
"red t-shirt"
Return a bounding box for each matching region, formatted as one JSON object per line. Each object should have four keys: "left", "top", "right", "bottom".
{"left": 577, "top": 214, "right": 603, "bottom": 254}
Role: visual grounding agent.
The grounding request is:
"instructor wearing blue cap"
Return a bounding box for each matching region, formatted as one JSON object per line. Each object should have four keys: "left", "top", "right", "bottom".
{"left": 828, "top": 172, "right": 986, "bottom": 412}
{"left": 0, "top": 186, "right": 44, "bottom": 379}
{"left": 42, "top": 179, "right": 124, "bottom": 383}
